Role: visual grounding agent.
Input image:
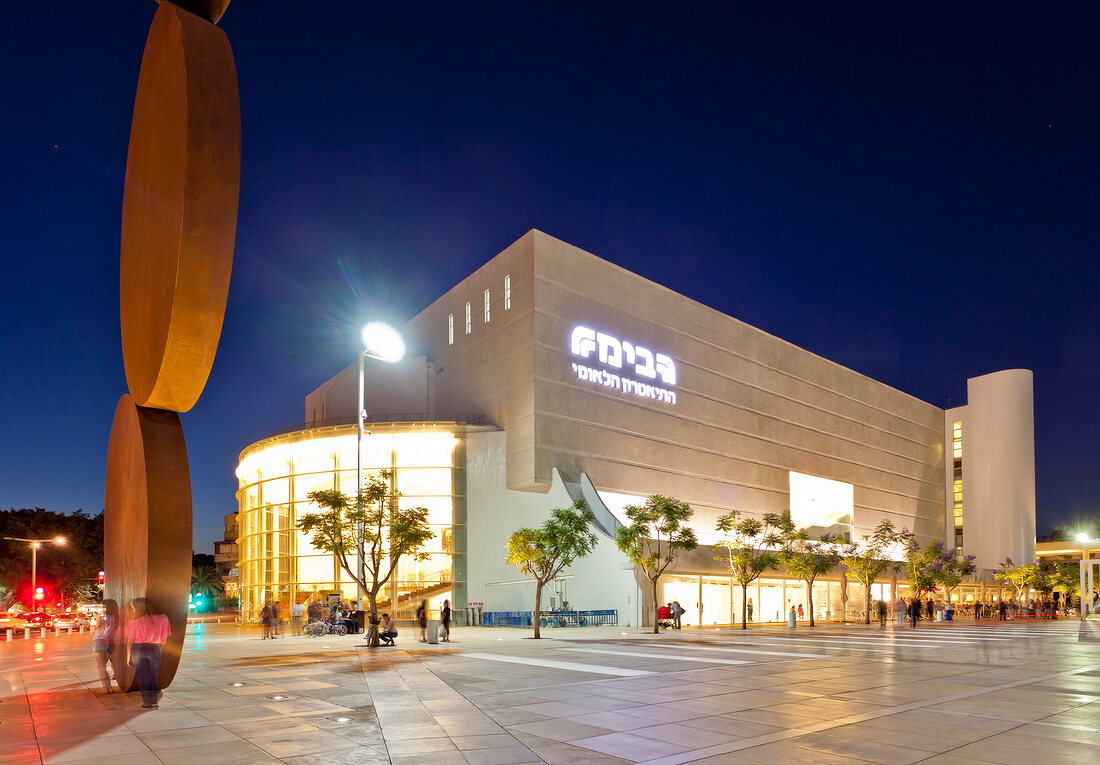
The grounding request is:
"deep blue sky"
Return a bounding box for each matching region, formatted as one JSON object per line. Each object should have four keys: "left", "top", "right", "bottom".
{"left": 2, "top": 2, "right": 1098, "bottom": 550}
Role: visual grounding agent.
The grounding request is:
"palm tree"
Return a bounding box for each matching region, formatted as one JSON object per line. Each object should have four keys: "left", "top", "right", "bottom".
{"left": 191, "top": 565, "right": 224, "bottom": 599}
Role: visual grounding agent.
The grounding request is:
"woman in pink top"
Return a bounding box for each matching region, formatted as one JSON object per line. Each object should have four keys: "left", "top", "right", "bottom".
{"left": 125, "top": 597, "right": 171, "bottom": 709}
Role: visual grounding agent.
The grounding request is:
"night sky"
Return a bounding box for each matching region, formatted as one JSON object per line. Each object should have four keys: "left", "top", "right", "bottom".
{"left": 3, "top": 2, "right": 1098, "bottom": 550}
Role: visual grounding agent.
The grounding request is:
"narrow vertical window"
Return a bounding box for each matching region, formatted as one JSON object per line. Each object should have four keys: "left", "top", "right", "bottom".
{"left": 504, "top": 274, "right": 511, "bottom": 310}
{"left": 484, "top": 289, "right": 491, "bottom": 323}
{"left": 465, "top": 302, "right": 472, "bottom": 334}
{"left": 448, "top": 313, "right": 454, "bottom": 345}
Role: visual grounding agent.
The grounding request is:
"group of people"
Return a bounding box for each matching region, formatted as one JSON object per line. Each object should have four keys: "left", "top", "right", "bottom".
{"left": 256, "top": 596, "right": 455, "bottom": 645}
{"left": 91, "top": 596, "right": 172, "bottom": 710}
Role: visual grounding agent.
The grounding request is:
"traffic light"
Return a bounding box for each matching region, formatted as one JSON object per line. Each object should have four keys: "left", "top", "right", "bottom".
{"left": 35, "top": 587, "right": 44, "bottom": 600}
{"left": 98, "top": 571, "right": 105, "bottom": 583}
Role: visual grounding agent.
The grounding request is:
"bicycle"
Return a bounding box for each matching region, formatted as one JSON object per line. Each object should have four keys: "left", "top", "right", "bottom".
{"left": 305, "top": 617, "right": 347, "bottom": 637}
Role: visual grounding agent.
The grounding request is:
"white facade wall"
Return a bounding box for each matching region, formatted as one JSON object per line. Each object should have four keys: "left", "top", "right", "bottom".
{"left": 465, "top": 431, "right": 642, "bottom": 625}
{"left": 960, "top": 370, "right": 1037, "bottom": 572}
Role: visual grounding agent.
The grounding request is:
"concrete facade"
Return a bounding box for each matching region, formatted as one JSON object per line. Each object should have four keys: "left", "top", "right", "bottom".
{"left": 310, "top": 230, "right": 957, "bottom": 547}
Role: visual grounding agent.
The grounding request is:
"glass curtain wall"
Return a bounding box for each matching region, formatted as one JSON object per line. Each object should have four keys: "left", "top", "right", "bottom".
{"left": 665, "top": 576, "right": 898, "bottom": 626}
{"left": 236, "top": 425, "right": 459, "bottom": 622}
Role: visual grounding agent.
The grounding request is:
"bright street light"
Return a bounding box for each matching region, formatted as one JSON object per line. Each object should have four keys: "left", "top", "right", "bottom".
{"left": 357, "top": 322, "right": 405, "bottom": 610}
{"left": 361, "top": 322, "right": 405, "bottom": 363}
{"left": 1077, "top": 532, "right": 1091, "bottom": 543}
{"left": 3, "top": 536, "right": 67, "bottom": 609}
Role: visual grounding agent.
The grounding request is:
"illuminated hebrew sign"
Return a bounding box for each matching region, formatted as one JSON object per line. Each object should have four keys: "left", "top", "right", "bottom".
{"left": 569, "top": 325, "right": 677, "bottom": 405}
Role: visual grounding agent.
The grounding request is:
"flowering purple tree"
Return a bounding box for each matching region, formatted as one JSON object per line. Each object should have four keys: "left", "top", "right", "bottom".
{"left": 930, "top": 544, "right": 977, "bottom": 609}
{"left": 839, "top": 519, "right": 904, "bottom": 624}
{"left": 777, "top": 513, "right": 841, "bottom": 627}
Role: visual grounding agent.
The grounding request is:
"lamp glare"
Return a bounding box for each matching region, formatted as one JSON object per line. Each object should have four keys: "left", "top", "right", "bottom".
{"left": 361, "top": 322, "right": 405, "bottom": 363}
{"left": 1076, "top": 532, "right": 1090, "bottom": 543}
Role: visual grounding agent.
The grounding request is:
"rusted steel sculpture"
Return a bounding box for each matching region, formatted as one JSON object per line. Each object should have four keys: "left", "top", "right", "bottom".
{"left": 105, "top": 0, "right": 240, "bottom": 691}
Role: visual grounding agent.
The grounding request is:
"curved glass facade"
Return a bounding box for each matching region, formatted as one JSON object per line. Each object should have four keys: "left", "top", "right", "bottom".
{"left": 235, "top": 423, "right": 464, "bottom": 622}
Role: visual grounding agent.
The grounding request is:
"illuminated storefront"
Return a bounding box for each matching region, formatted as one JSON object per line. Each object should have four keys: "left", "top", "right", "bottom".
{"left": 235, "top": 422, "right": 473, "bottom": 621}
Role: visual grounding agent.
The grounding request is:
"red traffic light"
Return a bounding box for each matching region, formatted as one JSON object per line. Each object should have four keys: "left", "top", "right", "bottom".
{"left": 34, "top": 587, "right": 44, "bottom": 600}
{"left": 98, "top": 571, "right": 105, "bottom": 582}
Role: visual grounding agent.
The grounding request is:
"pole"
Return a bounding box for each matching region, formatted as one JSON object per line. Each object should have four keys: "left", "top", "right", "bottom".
{"left": 357, "top": 351, "right": 365, "bottom": 609}
{"left": 31, "top": 543, "right": 37, "bottom": 608}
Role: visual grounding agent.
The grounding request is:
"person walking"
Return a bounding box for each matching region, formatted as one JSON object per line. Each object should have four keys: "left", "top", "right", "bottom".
{"left": 261, "top": 604, "right": 272, "bottom": 639}
{"left": 894, "top": 597, "right": 905, "bottom": 626}
{"left": 417, "top": 600, "right": 428, "bottom": 642}
{"left": 909, "top": 598, "right": 918, "bottom": 628}
{"left": 746, "top": 598, "right": 754, "bottom": 623}
{"left": 925, "top": 598, "right": 934, "bottom": 621}
{"left": 441, "top": 599, "right": 452, "bottom": 642}
{"left": 270, "top": 601, "right": 281, "bottom": 638}
{"left": 291, "top": 600, "right": 304, "bottom": 635}
{"left": 998, "top": 599, "right": 1008, "bottom": 621}
{"left": 125, "top": 597, "right": 171, "bottom": 709}
{"left": 796, "top": 604, "right": 804, "bottom": 620}
{"left": 876, "top": 598, "right": 888, "bottom": 628}
{"left": 93, "top": 599, "right": 120, "bottom": 693}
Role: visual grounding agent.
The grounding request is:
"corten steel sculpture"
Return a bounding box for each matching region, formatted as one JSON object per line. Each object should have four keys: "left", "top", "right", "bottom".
{"left": 104, "top": 0, "right": 240, "bottom": 691}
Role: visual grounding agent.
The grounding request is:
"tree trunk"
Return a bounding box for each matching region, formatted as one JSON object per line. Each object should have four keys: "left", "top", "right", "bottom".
{"left": 807, "top": 580, "right": 815, "bottom": 627}
{"left": 533, "top": 579, "right": 543, "bottom": 639}
{"left": 742, "top": 582, "right": 748, "bottom": 629}
{"left": 865, "top": 580, "right": 872, "bottom": 625}
{"left": 365, "top": 590, "right": 379, "bottom": 647}
{"left": 652, "top": 578, "right": 660, "bottom": 634}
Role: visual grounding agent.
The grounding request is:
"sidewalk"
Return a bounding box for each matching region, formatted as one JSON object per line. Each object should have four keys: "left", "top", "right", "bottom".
{"left": 3, "top": 620, "right": 1098, "bottom": 764}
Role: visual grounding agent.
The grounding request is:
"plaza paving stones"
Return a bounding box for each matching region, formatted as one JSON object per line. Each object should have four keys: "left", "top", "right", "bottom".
{"left": 1, "top": 618, "right": 1098, "bottom": 763}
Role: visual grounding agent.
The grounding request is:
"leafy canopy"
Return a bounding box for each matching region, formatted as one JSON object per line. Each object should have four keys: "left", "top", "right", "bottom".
{"left": 839, "top": 519, "right": 902, "bottom": 588}
{"left": 506, "top": 500, "right": 598, "bottom": 584}
{"left": 299, "top": 470, "right": 434, "bottom": 604}
{"left": 614, "top": 495, "right": 698, "bottom": 583}
{"left": 714, "top": 510, "right": 783, "bottom": 587}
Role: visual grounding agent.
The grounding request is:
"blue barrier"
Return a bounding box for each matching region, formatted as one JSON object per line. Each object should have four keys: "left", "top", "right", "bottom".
{"left": 481, "top": 611, "right": 532, "bottom": 628}
{"left": 482, "top": 610, "right": 617, "bottom": 628}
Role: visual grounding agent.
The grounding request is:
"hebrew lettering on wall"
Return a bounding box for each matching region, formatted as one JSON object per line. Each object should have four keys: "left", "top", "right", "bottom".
{"left": 568, "top": 325, "right": 679, "bottom": 406}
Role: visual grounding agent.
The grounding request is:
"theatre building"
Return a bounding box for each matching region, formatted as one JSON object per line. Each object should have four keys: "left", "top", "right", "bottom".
{"left": 235, "top": 230, "right": 1036, "bottom": 626}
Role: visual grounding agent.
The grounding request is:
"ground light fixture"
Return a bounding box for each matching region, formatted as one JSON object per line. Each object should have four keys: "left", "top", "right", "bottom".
{"left": 228, "top": 682, "right": 246, "bottom": 687}
{"left": 266, "top": 694, "right": 289, "bottom": 701}
{"left": 356, "top": 321, "right": 406, "bottom": 608}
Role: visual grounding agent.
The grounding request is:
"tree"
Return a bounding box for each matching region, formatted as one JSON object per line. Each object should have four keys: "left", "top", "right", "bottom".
{"left": 0, "top": 508, "right": 104, "bottom": 605}
{"left": 191, "top": 565, "right": 225, "bottom": 599}
{"left": 1046, "top": 556, "right": 1080, "bottom": 602}
{"left": 994, "top": 557, "right": 1036, "bottom": 602}
{"left": 299, "top": 470, "right": 434, "bottom": 646}
{"left": 714, "top": 510, "right": 783, "bottom": 629}
{"left": 776, "top": 513, "right": 841, "bottom": 627}
{"left": 615, "top": 495, "right": 698, "bottom": 634}
{"left": 897, "top": 530, "right": 939, "bottom": 603}
{"left": 839, "top": 520, "right": 903, "bottom": 624}
{"left": 506, "top": 500, "right": 598, "bottom": 639}
{"left": 927, "top": 543, "right": 977, "bottom": 608}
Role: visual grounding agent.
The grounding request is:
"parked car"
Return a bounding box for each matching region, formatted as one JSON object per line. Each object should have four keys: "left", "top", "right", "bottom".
{"left": 53, "top": 614, "right": 81, "bottom": 630}
{"left": 21, "top": 612, "right": 56, "bottom": 629}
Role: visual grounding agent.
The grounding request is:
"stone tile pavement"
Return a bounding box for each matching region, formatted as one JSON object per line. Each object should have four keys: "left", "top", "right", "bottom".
{"left": 2, "top": 617, "right": 1099, "bottom": 763}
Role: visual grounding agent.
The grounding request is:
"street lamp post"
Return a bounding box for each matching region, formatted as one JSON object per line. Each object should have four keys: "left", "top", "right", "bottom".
{"left": 355, "top": 322, "right": 405, "bottom": 611}
{"left": 3, "top": 536, "right": 66, "bottom": 607}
